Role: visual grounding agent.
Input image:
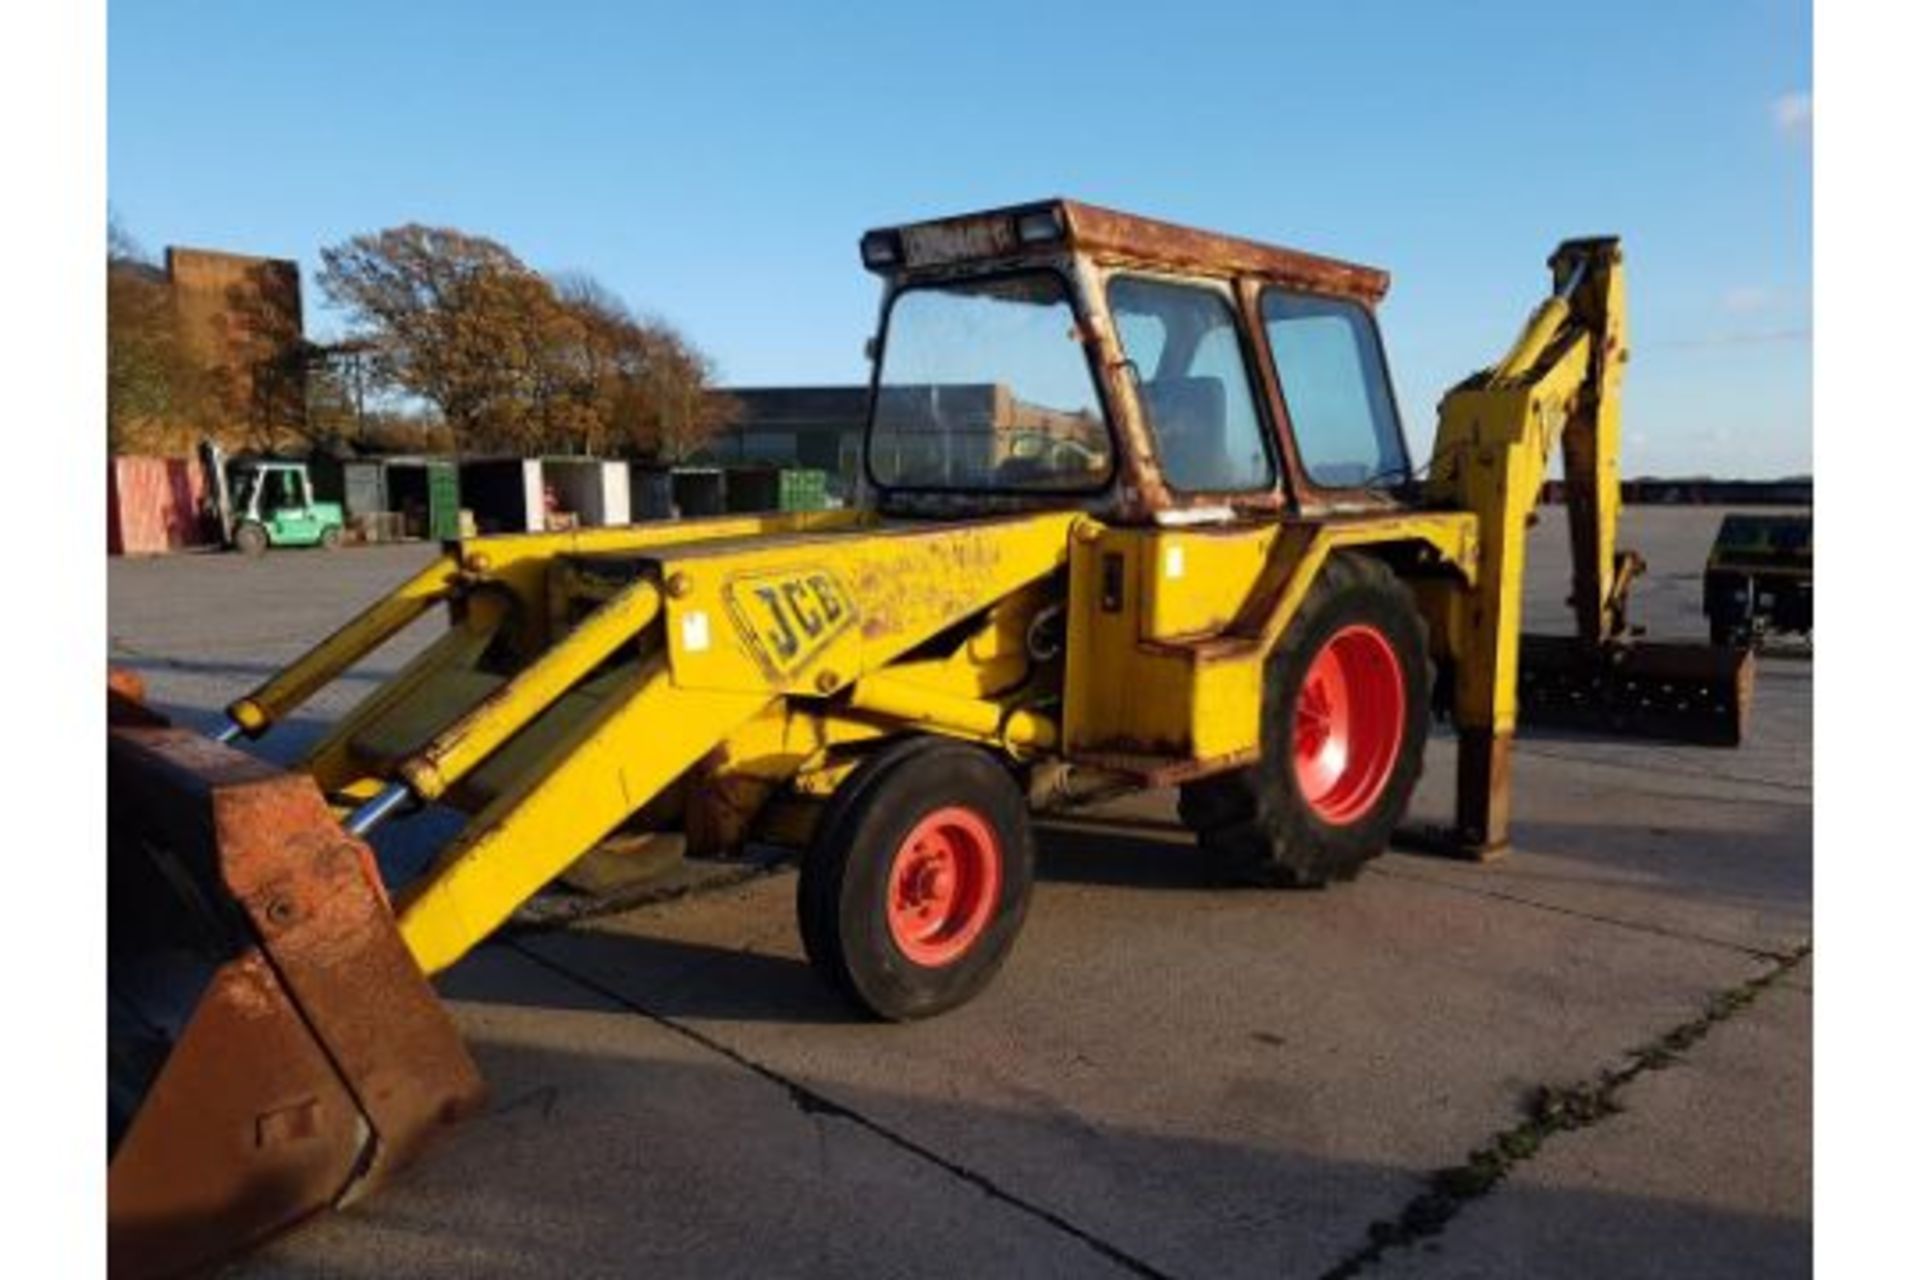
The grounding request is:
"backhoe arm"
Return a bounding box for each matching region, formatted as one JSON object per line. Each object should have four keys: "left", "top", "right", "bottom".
{"left": 1429, "top": 237, "right": 1630, "bottom": 637}
{"left": 1422, "top": 239, "right": 1746, "bottom": 853}
{"left": 1519, "top": 239, "right": 1633, "bottom": 643}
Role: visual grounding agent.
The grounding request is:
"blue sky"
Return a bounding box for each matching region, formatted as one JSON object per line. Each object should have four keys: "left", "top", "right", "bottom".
{"left": 109, "top": 0, "right": 1811, "bottom": 477}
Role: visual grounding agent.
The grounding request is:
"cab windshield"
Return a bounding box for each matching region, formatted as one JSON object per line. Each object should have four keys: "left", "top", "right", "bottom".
{"left": 868, "top": 273, "right": 1113, "bottom": 492}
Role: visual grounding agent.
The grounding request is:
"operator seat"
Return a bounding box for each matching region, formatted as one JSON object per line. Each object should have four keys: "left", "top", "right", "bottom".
{"left": 1142, "top": 376, "right": 1230, "bottom": 490}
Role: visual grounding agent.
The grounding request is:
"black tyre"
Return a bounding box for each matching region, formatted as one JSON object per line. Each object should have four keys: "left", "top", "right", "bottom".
{"left": 798, "top": 737, "right": 1034, "bottom": 1021}
{"left": 796, "top": 735, "right": 949, "bottom": 969}
{"left": 1178, "top": 551, "right": 1429, "bottom": 887}
{"left": 233, "top": 522, "right": 269, "bottom": 557}
{"left": 319, "top": 524, "right": 344, "bottom": 550}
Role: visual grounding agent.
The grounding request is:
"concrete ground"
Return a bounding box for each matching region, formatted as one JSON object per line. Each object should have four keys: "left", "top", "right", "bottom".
{"left": 108, "top": 506, "right": 1811, "bottom": 1279}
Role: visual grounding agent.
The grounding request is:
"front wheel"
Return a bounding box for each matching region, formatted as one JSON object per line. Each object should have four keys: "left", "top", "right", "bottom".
{"left": 232, "top": 522, "right": 268, "bottom": 557}
{"left": 798, "top": 737, "right": 1034, "bottom": 1021}
{"left": 1179, "top": 551, "right": 1429, "bottom": 887}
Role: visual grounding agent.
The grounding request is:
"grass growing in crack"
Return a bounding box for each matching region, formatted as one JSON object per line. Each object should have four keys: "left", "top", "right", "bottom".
{"left": 1323, "top": 942, "right": 1809, "bottom": 1279}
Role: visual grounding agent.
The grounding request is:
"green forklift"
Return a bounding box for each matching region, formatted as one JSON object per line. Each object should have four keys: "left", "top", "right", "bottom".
{"left": 202, "top": 442, "right": 347, "bottom": 556}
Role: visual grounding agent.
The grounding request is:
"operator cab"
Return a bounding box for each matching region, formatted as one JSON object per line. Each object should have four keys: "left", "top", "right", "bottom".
{"left": 232, "top": 462, "right": 314, "bottom": 522}
{"left": 859, "top": 199, "right": 1413, "bottom": 524}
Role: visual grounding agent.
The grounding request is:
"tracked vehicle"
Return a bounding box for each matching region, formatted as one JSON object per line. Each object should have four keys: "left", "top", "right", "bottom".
{"left": 108, "top": 200, "right": 1751, "bottom": 1277}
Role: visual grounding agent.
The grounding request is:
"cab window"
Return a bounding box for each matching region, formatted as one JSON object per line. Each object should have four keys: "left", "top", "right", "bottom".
{"left": 268, "top": 470, "right": 307, "bottom": 510}
{"left": 869, "top": 272, "right": 1113, "bottom": 493}
{"left": 1261, "top": 290, "right": 1409, "bottom": 489}
{"left": 1108, "top": 276, "right": 1274, "bottom": 493}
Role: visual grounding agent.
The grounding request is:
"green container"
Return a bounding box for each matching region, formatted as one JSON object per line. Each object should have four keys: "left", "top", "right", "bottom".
{"left": 724, "top": 466, "right": 828, "bottom": 514}
{"left": 777, "top": 468, "right": 828, "bottom": 512}
{"left": 426, "top": 461, "right": 462, "bottom": 540}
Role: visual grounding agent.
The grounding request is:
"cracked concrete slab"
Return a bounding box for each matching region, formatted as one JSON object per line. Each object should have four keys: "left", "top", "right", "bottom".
{"left": 1779, "top": 956, "right": 1812, "bottom": 992}
{"left": 228, "top": 944, "right": 1140, "bottom": 1280}
{"left": 1366, "top": 977, "right": 1810, "bottom": 1279}
{"left": 510, "top": 853, "right": 1771, "bottom": 1279}
{"left": 1383, "top": 667, "right": 1811, "bottom": 962}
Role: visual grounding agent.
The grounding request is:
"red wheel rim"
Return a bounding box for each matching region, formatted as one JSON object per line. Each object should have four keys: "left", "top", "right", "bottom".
{"left": 1292, "top": 624, "right": 1406, "bottom": 825}
{"left": 885, "top": 806, "right": 1003, "bottom": 967}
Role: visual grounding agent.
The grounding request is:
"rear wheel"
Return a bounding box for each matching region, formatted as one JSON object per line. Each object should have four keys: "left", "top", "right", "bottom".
{"left": 232, "top": 522, "right": 268, "bottom": 557}
{"left": 1179, "top": 551, "right": 1429, "bottom": 887}
{"left": 319, "top": 525, "right": 344, "bottom": 551}
{"left": 798, "top": 737, "right": 1033, "bottom": 1021}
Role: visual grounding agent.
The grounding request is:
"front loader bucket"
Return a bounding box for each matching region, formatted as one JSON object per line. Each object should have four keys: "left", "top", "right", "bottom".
{"left": 1518, "top": 634, "right": 1755, "bottom": 746}
{"left": 108, "top": 682, "right": 484, "bottom": 1279}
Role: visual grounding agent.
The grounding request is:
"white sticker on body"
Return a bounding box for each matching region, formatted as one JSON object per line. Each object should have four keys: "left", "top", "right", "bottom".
{"left": 681, "top": 610, "right": 711, "bottom": 653}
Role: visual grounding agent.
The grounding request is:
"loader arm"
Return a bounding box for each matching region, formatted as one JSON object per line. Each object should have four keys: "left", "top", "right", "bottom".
{"left": 1424, "top": 239, "right": 1751, "bottom": 852}
{"left": 213, "top": 510, "right": 1084, "bottom": 976}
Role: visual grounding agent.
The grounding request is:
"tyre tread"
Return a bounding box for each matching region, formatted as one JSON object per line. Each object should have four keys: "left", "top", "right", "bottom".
{"left": 1179, "top": 551, "right": 1429, "bottom": 888}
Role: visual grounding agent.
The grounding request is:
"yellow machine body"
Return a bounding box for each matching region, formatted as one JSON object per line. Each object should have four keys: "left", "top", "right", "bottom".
{"left": 108, "top": 199, "right": 1751, "bottom": 1277}
{"left": 229, "top": 504, "right": 1481, "bottom": 977}
{"left": 220, "top": 213, "right": 1739, "bottom": 979}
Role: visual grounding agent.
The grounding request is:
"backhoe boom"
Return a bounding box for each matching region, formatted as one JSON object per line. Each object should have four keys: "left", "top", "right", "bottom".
{"left": 1426, "top": 238, "right": 1750, "bottom": 851}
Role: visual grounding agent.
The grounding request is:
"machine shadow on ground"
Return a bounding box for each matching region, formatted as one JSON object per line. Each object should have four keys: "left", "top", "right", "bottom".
{"left": 443, "top": 928, "right": 852, "bottom": 1028}
{"left": 433, "top": 776, "right": 1805, "bottom": 1040}
{"left": 233, "top": 1030, "right": 1813, "bottom": 1280}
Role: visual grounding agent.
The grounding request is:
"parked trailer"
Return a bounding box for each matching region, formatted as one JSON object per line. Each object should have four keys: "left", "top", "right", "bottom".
{"left": 1704, "top": 511, "right": 1813, "bottom": 647}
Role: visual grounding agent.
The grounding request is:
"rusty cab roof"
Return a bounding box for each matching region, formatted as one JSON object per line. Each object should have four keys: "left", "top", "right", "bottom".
{"left": 861, "top": 198, "right": 1390, "bottom": 304}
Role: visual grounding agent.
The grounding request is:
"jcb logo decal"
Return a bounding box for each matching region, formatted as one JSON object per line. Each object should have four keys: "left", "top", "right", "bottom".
{"left": 726, "top": 569, "right": 856, "bottom": 678}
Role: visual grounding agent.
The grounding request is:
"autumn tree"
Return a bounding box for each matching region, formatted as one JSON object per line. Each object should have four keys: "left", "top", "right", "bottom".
{"left": 640, "top": 329, "right": 739, "bottom": 464}
{"left": 212, "top": 260, "right": 308, "bottom": 453}
{"left": 552, "top": 273, "right": 738, "bottom": 463}
{"left": 302, "top": 341, "right": 369, "bottom": 447}
{"left": 107, "top": 216, "right": 214, "bottom": 453}
{"left": 320, "top": 227, "right": 539, "bottom": 451}
{"left": 318, "top": 225, "right": 729, "bottom": 458}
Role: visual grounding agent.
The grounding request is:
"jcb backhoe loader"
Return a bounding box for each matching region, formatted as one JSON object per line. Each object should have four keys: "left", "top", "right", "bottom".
{"left": 107, "top": 200, "right": 1752, "bottom": 1277}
